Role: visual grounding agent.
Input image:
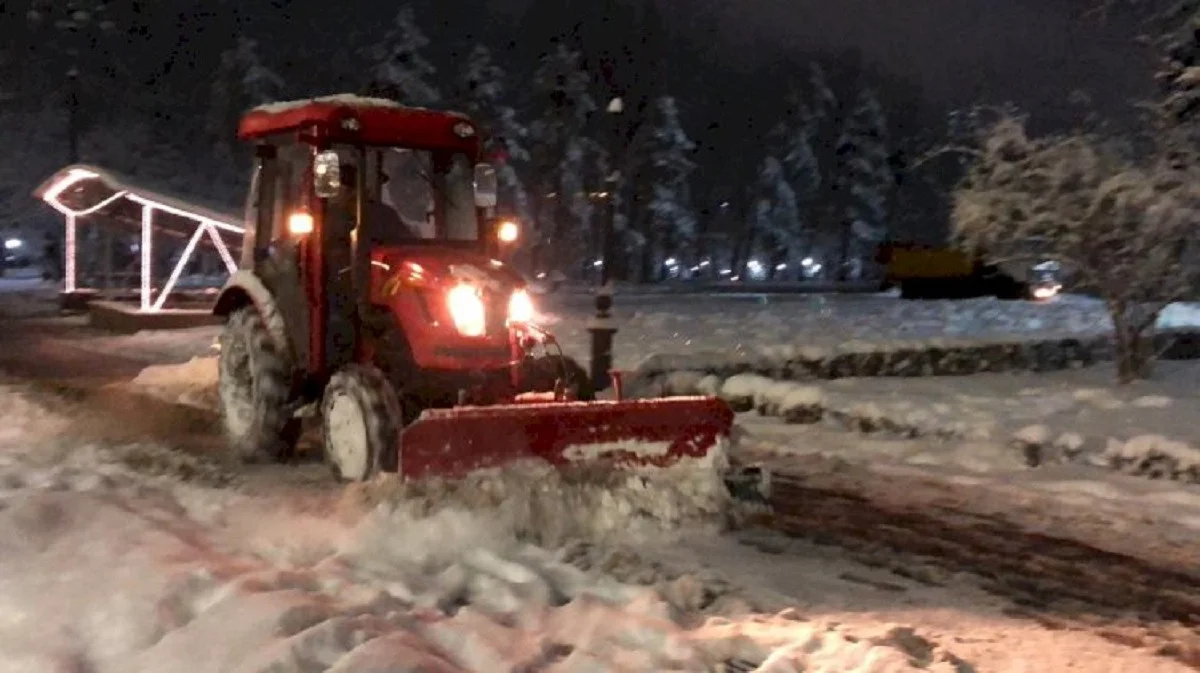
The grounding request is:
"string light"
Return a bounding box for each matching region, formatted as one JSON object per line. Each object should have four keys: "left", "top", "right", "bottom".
{"left": 37, "top": 166, "right": 244, "bottom": 312}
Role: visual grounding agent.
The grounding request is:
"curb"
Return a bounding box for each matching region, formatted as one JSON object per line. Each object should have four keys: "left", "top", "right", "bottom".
{"left": 632, "top": 328, "right": 1200, "bottom": 383}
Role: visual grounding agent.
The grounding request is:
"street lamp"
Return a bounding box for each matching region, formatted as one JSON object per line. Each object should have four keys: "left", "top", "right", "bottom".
{"left": 588, "top": 95, "right": 623, "bottom": 392}
{"left": 493, "top": 218, "right": 519, "bottom": 265}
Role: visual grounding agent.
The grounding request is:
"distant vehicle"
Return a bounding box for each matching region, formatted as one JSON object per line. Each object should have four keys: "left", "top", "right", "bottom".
{"left": 875, "top": 243, "right": 1061, "bottom": 301}
{"left": 3, "top": 238, "right": 31, "bottom": 268}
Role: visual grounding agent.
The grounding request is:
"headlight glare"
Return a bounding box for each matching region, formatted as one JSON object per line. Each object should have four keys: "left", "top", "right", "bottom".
{"left": 507, "top": 288, "right": 535, "bottom": 325}
{"left": 447, "top": 284, "right": 486, "bottom": 336}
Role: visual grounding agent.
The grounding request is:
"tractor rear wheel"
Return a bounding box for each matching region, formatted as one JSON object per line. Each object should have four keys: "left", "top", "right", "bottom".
{"left": 321, "top": 364, "right": 403, "bottom": 481}
{"left": 218, "top": 306, "right": 299, "bottom": 463}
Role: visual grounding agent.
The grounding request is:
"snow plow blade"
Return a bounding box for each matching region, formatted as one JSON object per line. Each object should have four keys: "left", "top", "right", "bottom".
{"left": 394, "top": 396, "right": 735, "bottom": 481}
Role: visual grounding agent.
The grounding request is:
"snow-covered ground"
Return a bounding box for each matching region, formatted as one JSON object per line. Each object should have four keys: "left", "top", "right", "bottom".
{"left": 6, "top": 289, "right": 1200, "bottom": 670}
{"left": 0, "top": 272, "right": 58, "bottom": 318}
{"left": 6, "top": 377, "right": 1198, "bottom": 670}
{"left": 737, "top": 414, "right": 1200, "bottom": 536}
{"left": 542, "top": 293, "right": 1200, "bottom": 370}
{"left": 0, "top": 384, "right": 997, "bottom": 673}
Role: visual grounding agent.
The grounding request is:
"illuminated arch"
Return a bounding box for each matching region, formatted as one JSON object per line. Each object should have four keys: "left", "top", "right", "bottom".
{"left": 33, "top": 165, "right": 245, "bottom": 312}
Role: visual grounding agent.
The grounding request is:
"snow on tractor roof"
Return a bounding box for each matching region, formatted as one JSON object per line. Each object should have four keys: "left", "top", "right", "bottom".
{"left": 238, "top": 94, "right": 479, "bottom": 155}
{"left": 249, "top": 94, "right": 468, "bottom": 117}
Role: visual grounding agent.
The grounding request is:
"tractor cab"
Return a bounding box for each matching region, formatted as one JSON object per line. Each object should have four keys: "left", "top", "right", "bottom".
{"left": 226, "top": 96, "right": 526, "bottom": 385}
{"left": 235, "top": 95, "right": 511, "bottom": 257}
{"left": 212, "top": 97, "right": 736, "bottom": 484}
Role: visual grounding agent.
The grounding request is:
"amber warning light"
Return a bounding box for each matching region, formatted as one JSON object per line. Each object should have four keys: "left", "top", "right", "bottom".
{"left": 497, "top": 220, "right": 519, "bottom": 243}
{"left": 288, "top": 211, "right": 314, "bottom": 236}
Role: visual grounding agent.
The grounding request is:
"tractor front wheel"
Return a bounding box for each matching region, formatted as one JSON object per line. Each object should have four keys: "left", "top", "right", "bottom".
{"left": 218, "top": 306, "right": 299, "bottom": 463}
{"left": 321, "top": 364, "right": 403, "bottom": 481}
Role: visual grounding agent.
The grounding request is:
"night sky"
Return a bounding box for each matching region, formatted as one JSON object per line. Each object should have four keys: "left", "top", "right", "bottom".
{"left": 499, "top": 0, "right": 1165, "bottom": 127}
{"left": 721, "top": 0, "right": 1161, "bottom": 121}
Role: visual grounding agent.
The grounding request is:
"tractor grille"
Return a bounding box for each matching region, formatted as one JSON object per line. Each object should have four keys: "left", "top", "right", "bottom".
{"left": 485, "top": 290, "right": 508, "bottom": 337}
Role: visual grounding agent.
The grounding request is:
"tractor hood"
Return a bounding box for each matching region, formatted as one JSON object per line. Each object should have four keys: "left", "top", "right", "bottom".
{"left": 370, "top": 246, "right": 526, "bottom": 296}
{"left": 368, "top": 246, "right": 531, "bottom": 369}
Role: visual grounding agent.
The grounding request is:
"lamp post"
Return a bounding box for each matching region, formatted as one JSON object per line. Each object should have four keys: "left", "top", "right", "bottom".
{"left": 588, "top": 96, "right": 623, "bottom": 392}
{"left": 66, "top": 65, "right": 80, "bottom": 164}
{"left": 494, "top": 218, "right": 519, "bottom": 264}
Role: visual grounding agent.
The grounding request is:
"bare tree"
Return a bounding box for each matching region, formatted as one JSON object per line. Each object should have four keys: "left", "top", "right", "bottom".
{"left": 952, "top": 115, "right": 1200, "bottom": 383}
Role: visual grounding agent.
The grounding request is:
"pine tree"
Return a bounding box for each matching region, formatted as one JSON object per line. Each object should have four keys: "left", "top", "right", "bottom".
{"left": 22, "top": 0, "right": 119, "bottom": 165}
{"left": 458, "top": 44, "right": 530, "bottom": 224}
{"left": 207, "top": 36, "right": 284, "bottom": 149}
{"left": 0, "top": 104, "right": 66, "bottom": 258}
{"left": 807, "top": 63, "right": 838, "bottom": 127}
{"left": 804, "top": 61, "right": 844, "bottom": 273}
{"left": 835, "top": 88, "right": 891, "bottom": 279}
{"left": 645, "top": 96, "right": 698, "bottom": 271}
{"left": 1158, "top": 2, "right": 1200, "bottom": 126}
{"left": 528, "top": 42, "right": 599, "bottom": 274}
{"left": 362, "top": 6, "right": 440, "bottom": 106}
{"left": 768, "top": 85, "right": 821, "bottom": 268}
{"left": 752, "top": 156, "right": 801, "bottom": 278}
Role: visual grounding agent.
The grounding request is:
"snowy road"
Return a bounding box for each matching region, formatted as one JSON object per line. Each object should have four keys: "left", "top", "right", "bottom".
{"left": 5, "top": 379, "right": 1198, "bottom": 671}
{"left": 0, "top": 317, "right": 149, "bottom": 388}
{"left": 3, "top": 293, "right": 1200, "bottom": 670}
{"left": 764, "top": 458, "right": 1200, "bottom": 665}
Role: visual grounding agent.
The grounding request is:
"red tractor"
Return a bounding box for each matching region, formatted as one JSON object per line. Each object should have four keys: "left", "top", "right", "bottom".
{"left": 213, "top": 95, "right": 733, "bottom": 481}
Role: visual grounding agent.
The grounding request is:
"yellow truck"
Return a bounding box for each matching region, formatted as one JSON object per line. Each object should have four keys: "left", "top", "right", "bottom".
{"left": 876, "top": 244, "right": 1061, "bottom": 301}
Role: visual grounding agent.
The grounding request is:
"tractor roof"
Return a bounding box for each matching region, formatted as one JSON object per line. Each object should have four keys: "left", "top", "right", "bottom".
{"left": 237, "top": 94, "right": 480, "bottom": 156}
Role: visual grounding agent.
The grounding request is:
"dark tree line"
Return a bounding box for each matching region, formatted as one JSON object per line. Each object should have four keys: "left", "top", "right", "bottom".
{"left": 0, "top": 0, "right": 989, "bottom": 282}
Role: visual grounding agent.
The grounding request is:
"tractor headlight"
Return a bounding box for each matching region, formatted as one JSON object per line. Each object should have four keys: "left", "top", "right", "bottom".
{"left": 447, "top": 284, "right": 486, "bottom": 336}
{"left": 508, "top": 288, "right": 535, "bottom": 325}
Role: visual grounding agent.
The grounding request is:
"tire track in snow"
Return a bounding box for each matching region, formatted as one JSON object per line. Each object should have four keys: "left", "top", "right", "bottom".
{"left": 759, "top": 460, "right": 1200, "bottom": 668}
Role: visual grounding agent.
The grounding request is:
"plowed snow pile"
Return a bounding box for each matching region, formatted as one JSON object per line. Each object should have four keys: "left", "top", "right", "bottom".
{"left": 0, "top": 384, "right": 965, "bottom": 672}
{"left": 124, "top": 355, "right": 218, "bottom": 410}
{"left": 347, "top": 448, "right": 734, "bottom": 547}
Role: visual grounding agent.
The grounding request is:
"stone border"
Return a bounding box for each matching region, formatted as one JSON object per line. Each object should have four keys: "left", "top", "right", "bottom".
{"left": 639, "top": 372, "right": 1200, "bottom": 486}
{"left": 631, "top": 328, "right": 1200, "bottom": 383}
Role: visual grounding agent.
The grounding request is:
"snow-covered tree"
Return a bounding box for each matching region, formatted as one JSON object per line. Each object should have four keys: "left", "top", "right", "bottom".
{"left": 458, "top": 45, "right": 530, "bottom": 225}
{"left": 953, "top": 115, "right": 1200, "bottom": 382}
{"left": 807, "top": 63, "right": 838, "bottom": 127}
{"left": 362, "top": 6, "right": 440, "bottom": 106}
{"left": 834, "top": 88, "right": 892, "bottom": 278}
{"left": 528, "top": 43, "right": 599, "bottom": 274}
{"left": 752, "top": 156, "right": 801, "bottom": 278}
{"left": 1156, "top": 1, "right": 1200, "bottom": 130}
{"left": 0, "top": 105, "right": 67, "bottom": 262}
{"left": 799, "top": 61, "right": 845, "bottom": 274}
{"left": 644, "top": 96, "right": 698, "bottom": 268}
{"left": 780, "top": 117, "right": 821, "bottom": 205}
{"left": 22, "top": 0, "right": 119, "bottom": 164}
{"left": 207, "top": 36, "right": 284, "bottom": 147}
{"left": 767, "top": 86, "right": 822, "bottom": 271}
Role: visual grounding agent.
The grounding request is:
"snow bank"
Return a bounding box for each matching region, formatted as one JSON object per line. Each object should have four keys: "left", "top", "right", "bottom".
{"left": 0, "top": 278, "right": 58, "bottom": 318}
{"left": 1159, "top": 302, "right": 1200, "bottom": 329}
{"left": 125, "top": 356, "right": 218, "bottom": 409}
{"left": 73, "top": 326, "right": 220, "bottom": 365}
{"left": 541, "top": 293, "right": 1200, "bottom": 371}
{"left": 345, "top": 447, "right": 733, "bottom": 549}
{"left": 1104, "top": 435, "right": 1200, "bottom": 482}
{"left": 661, "top": 365, "right": 1200, "bottom": 485}
{"left": 0, "top": 386, "right": 70, "bottom": 451}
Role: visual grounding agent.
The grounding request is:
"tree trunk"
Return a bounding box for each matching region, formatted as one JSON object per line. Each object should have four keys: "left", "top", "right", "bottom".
{"left": 836, "top": 221, "right": 853, "bottom": 282}
{"left": 1112, "top": 310, "right": 1155, "bottom": 384}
